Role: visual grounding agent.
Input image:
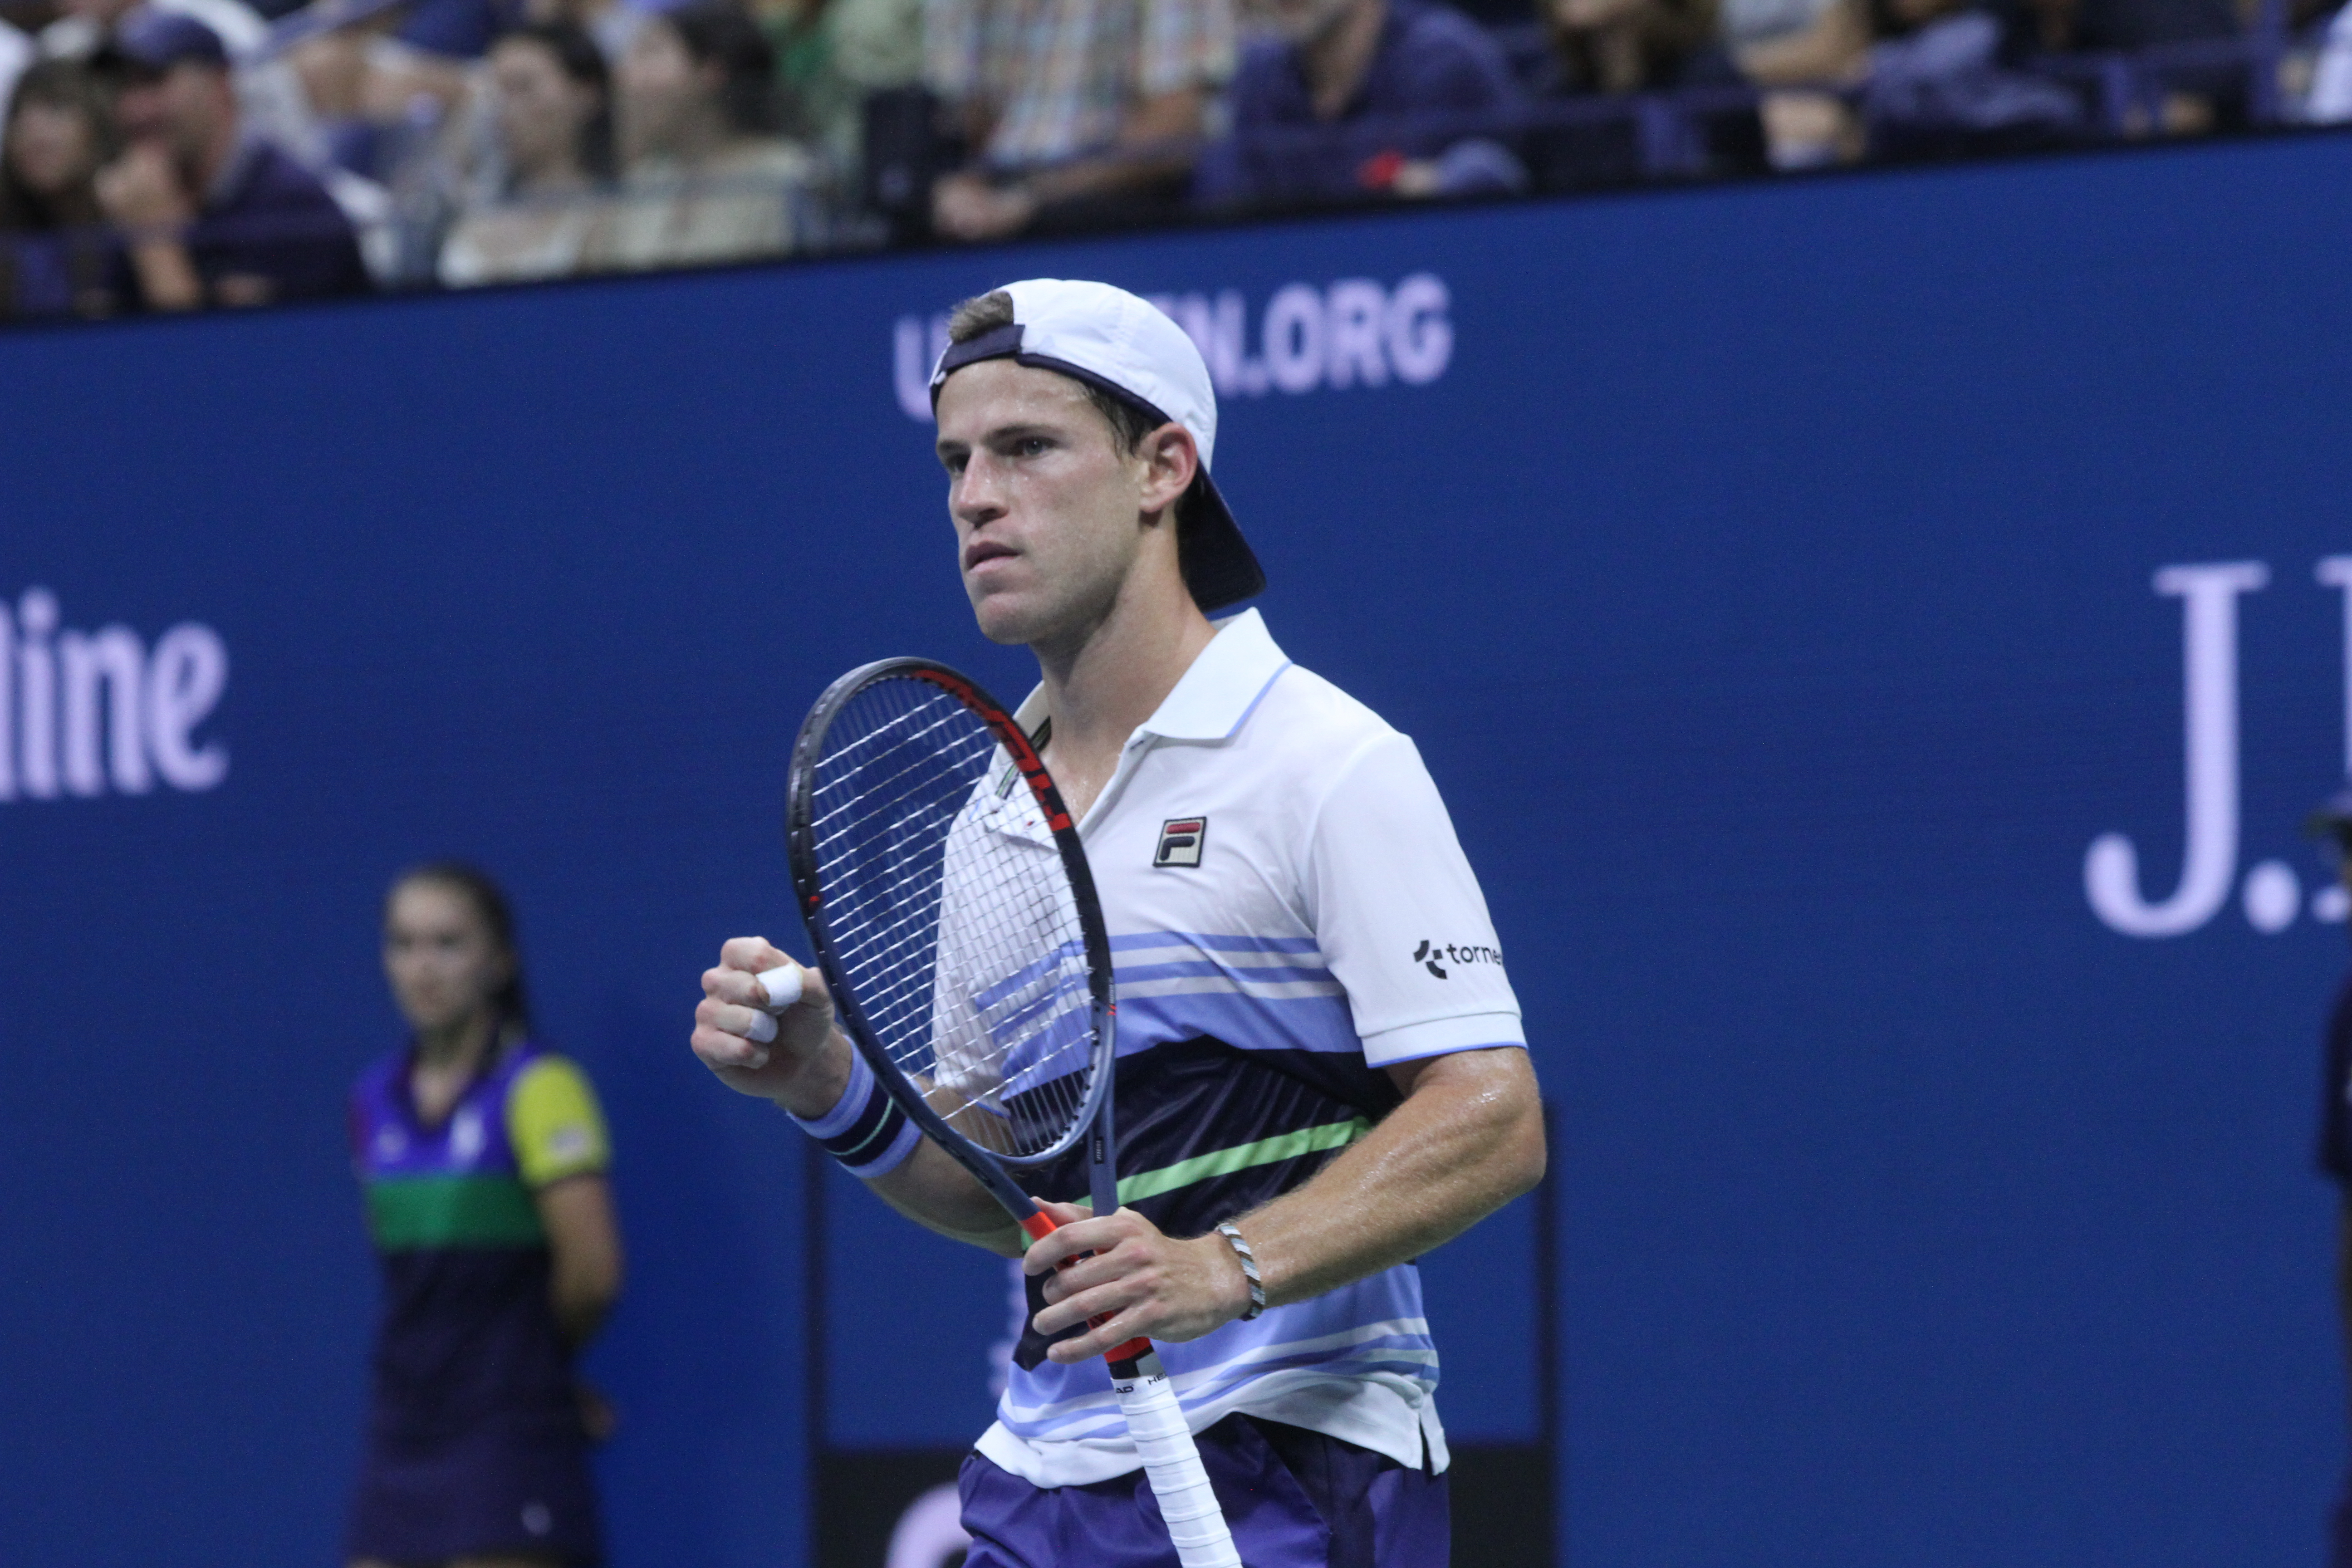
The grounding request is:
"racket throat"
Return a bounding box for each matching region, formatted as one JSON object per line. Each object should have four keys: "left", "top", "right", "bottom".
{"left": 1105, "top": 1340, "right": 1158, "bottom": 1376}
{"left": 1087, "top": 1078, "right": 1120, "bottom": 1220}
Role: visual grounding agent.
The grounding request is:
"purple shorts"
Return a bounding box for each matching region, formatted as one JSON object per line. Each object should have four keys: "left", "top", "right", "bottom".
{"left": 958, "top": 1414, "right": 1449, "bottom": 1568}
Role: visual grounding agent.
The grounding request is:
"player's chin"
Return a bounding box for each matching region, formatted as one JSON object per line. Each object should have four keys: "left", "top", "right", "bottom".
{"left": 968, "top": 590, "right": 1051, "bottom": 647}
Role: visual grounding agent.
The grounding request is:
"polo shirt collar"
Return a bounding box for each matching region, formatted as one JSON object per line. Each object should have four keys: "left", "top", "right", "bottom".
{"left": 1014, "top": 609, "right": 1291, "bottom": 744}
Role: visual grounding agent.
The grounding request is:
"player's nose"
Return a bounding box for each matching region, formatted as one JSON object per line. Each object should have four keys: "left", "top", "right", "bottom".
{"left": 951, "top": 458, "right": 1009, "bottom": 523}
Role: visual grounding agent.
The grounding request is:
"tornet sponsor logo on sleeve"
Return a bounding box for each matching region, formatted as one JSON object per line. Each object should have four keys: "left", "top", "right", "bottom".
{"left": 892, "top": 274, "right": 1456, "bottom": 420}
{"left": 0, "top": 586, "right": 229, "bottom": 804}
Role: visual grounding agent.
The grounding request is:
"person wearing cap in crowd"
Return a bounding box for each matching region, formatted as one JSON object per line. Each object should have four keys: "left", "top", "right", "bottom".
{"left": 688, "top": 278, "right": 1545, "bottom": 1566}
{"left": 43, "top": 0, "right": 324, "bottom": 167}
{"left": 93, "top": 8, "right": 369, "bottom": 308}
{"left": 2309, "top": 787, "right": 2352, "bottom": 1568}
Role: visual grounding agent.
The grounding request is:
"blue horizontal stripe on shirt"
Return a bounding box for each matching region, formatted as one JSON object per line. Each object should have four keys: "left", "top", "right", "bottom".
{"left": 1115, "top": 960, "right": 1338, "bottom": 985}
{"left": 970, "top": 940, "right": 1089, "bottom": 1012}
{"left": 970, "top": 933, "right": 1329, "bottom": 1015}
{"left": 1113, "top": 987, "right": 1363, "bottom": 1058}
{"left": 1000, "top": 1267, "right": 1434, "bottom": 1441}
{"left": 1109, "top": 931, "right": 1326, "bottom": 956}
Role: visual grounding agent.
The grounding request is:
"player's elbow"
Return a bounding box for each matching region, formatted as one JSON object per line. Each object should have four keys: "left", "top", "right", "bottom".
{"left": 1462, "top": 1047, "right": 1546, "bottom": 1202}
{"left": 1493, "top": 1088, "right": 1547, "bottom": 1202}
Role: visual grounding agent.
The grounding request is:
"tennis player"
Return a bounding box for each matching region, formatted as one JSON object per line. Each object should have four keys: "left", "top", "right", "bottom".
{"left": 691, "top": 278, "right": 1544, "bottom": 1566}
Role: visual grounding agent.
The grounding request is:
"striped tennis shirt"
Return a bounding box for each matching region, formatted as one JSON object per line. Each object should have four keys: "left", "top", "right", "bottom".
{"left": 970, "top": 608, "right": 1525, "bottom": 1488}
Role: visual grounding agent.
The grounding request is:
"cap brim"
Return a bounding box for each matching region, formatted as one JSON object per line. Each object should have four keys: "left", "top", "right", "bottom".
{"left": 1181, "top": 471, "right": 1264, "bottom": 614}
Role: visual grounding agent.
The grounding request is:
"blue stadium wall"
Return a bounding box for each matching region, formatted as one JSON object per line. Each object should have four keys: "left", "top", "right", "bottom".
{"left": 6, "top": 128, "right": 2352, "bottom": 1567}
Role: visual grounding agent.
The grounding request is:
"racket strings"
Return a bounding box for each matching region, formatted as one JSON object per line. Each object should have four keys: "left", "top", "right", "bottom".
{"left": 808, "top": 675, "right": 1098, "bottom": 1161}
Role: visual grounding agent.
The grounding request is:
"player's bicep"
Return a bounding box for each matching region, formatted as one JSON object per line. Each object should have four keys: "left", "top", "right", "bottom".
{"left": 1309, "top": 733, "right": 1526, "bottom": 1070}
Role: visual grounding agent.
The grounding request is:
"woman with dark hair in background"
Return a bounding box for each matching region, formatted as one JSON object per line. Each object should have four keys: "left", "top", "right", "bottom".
{"left": 0, "top": 59, "right": 122, "bottom": 318}
{"left": 588, "top": 0, "right": 815, "bottom": 271}
{"left": 440, "top": 21, "right": 618, "bottom": 286}
{"left": 348, "top": 864, "right": 623, "bottom": 1568}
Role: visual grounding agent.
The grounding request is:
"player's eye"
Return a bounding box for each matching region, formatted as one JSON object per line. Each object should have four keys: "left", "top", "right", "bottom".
{"left": 1016, "top": 437, "right": 1050, "bottom": 457}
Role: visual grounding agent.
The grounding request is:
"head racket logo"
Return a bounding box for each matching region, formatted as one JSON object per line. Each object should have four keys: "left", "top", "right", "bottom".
{"left": 1154, "top": 817, "right": 1207, "bottom": 868}
{"left": 1414, "top": 940, "right": 1503, "bottom": 979}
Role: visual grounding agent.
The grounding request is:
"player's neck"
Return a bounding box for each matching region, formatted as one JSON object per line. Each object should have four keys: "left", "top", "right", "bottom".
{"left": 1032, "top": 577, "right": 1215, "bottom": 818}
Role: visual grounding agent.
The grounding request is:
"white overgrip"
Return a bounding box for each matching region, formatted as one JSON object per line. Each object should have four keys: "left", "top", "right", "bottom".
{"left": 745, "top": 964, "right": 804, "bottom": 1045}
{"left": 1112, "top": 1360, "right": 1240, "bottom": 1568}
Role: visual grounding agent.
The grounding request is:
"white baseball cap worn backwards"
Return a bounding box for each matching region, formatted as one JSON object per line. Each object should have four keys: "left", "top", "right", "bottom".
{"left": 929, "top": 278, "right": 1266, "bottom": 613}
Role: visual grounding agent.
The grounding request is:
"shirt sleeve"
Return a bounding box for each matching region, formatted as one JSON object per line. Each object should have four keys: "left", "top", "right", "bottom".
{"left": 505, "top": 1055, "right": 612, "bottom": 1188}
{"left": 1306, "top": 731, "right": 1525, "bottom": 1068}
{"left": 1138, "top": 0, "right": 1235, "bottom": 98}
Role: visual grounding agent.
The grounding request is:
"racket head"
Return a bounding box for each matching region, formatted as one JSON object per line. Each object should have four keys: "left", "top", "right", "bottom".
{"left": 786, "top": 658, "right": 1115, "bottom": 1197}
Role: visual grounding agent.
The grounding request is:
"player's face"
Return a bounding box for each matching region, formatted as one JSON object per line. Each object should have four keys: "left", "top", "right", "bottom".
{"left": 936, "top": 361, "right": 1155, "bottom": 649}
{"left": 382, "top": 881, "right": 512, "bottom": 1038}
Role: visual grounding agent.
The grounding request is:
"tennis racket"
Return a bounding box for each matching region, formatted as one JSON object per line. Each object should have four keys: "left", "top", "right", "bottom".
{"left": 763, "top": 657, "right": 1240, "bottom": 1568}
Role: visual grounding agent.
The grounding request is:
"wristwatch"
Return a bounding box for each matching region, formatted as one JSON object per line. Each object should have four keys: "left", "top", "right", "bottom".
{"left": 1215, "top": 1222, "right": 1265, "bottom": 1321}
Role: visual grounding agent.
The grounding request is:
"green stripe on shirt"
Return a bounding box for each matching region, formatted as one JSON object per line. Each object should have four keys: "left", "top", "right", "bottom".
{"left": 367, "top": 1175, "right": 545, "bottom": 1250}
{"left": 1063, "top": 1117, "right": 1374, "bottom": 1216}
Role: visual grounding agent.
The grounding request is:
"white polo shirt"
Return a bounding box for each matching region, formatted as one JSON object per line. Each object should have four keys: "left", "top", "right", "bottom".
{"left": 970, "top": 608, "right": 1524, "bottom": 1489}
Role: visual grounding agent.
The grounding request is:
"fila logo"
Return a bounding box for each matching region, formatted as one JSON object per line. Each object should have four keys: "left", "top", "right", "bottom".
{"left": 1155, "top": 817, "right": 1207, "bottom": 868}
{"left": 1413, "top": 939, "right": 1503, "bottom": 979}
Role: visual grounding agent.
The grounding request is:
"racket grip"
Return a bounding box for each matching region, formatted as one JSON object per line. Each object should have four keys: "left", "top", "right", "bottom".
{"left": 744, "top": 965, "right": 804, "bottom": 1045}
{"left": 1113, "top": 1355, "right": 1241, "bottom": 1568}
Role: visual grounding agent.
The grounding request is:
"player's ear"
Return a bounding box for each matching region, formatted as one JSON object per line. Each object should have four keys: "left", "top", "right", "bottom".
{"left": 1137, "top": 424, "right": 1197, "bottom": 522}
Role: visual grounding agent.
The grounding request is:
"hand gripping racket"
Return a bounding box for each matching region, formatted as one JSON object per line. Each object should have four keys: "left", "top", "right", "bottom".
{"left": 768, "top": 657, "right": 1240, "bottom": 1568}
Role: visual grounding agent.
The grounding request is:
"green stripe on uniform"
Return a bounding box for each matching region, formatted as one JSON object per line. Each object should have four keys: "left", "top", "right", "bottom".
{"left": 367, "top": 1175, "right": 545, "bottom": 1250}
{"left": 1064, "top": 1117, "right": 1374, "bottom": 1216}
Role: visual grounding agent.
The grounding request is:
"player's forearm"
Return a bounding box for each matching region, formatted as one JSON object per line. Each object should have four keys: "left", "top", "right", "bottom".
{"left": 1229, "top": 1047, "right": 1545, "bottom": 1307}
{"left": 868, "top": 1140, "right": 1026, "bottom": 1254}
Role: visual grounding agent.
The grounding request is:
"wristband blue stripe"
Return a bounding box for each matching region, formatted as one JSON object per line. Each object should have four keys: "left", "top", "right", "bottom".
{"left": 793, "top": 1052, "right": 877, "bottom": 1140}
{"left": 789, "top": 1052, "right": 920, "bottom": 1178}
{"left": 856, "top": 1114, "right": 923, "bottom": 1179}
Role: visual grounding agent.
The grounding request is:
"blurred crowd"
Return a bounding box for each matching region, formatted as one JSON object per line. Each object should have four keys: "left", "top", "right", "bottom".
{"left": 0, "top": 0, "right": 2347, "bottom": 316}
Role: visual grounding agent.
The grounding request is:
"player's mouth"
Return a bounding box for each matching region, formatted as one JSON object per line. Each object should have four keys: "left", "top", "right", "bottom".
{"left": 963, "top": 539, "right": 1019, "bottom": 573}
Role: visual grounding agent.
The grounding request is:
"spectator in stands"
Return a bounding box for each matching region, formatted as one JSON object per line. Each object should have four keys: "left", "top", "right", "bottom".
{"left": 922, "top": 0, "right": 1233, "bottom": 239}
{"left": 2010, "top": 0, "right": 2239, "bottom": 130}
{"left": 1193, "top": 0, "right": 1524, "bottom": 211}
{"left": 1859, "top": 0, "right": 2081, "bottom": 158}
{"left": 521, "top": 0, "right": 640, "bottom": 59}
{"left": 93, "top": 11, "right": 369, "bottom": 307}
{"left": 439, "top": 20, "right": 615, "bottom": 283}
{"left": 0, "top": 59, "right": 124, "bottom": 316}
{"left": 588, "top": 0, "right": 813, "bottom": 269}
{"left": 2312, "top": 0, "right": 2352, "bottom": 121}
{"left": 1720, "top": 0, "right": 1865, "bottom": 164}
{"left": 1526, "top": 0, "right": 1764, "bottom": 188}
{"left": 0, "top": 1, "right": 37, "bottom": 135}
{"left": 748, "top": 0, "right": 918, "bottom": 175}
{"left": 50, "top": 0, "right": 323, "bottom": 159}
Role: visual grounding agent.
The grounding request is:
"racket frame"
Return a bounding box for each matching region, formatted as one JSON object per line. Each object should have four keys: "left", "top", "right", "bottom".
{"left": 784, "top": 657, "right": 1125, "bottom": 1235}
